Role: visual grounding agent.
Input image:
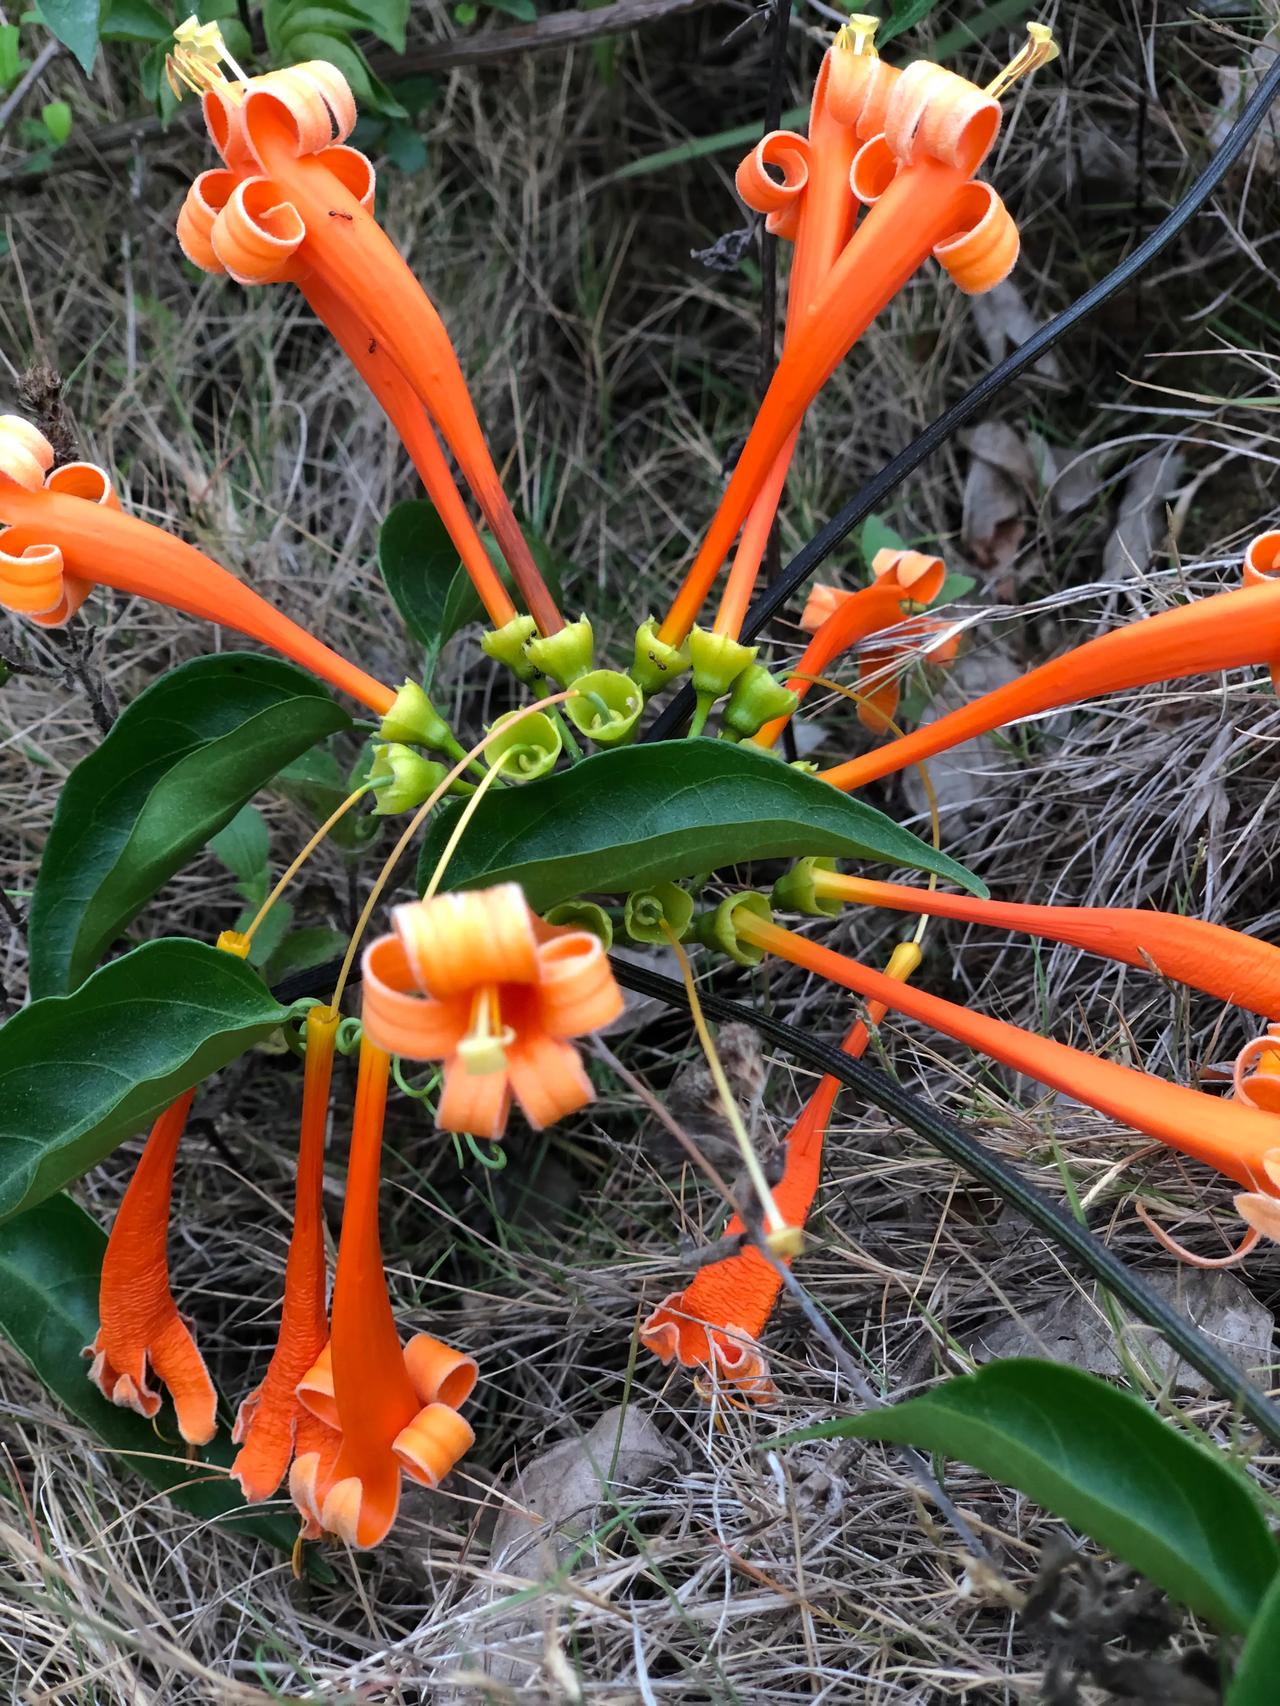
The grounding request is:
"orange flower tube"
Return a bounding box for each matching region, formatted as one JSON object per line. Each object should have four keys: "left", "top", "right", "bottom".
{"left": 661, "top": 61, "right": 1017, "bottom": 647}
{"left": 181, "top": 62, "right": 560, "bottom": 636}
{"left": 0, "top": 417, "right": 393, "bottom": 714}
{"left": 754, "top": 549, "right": 945, "bottom": 747}
{"left": 735, "top": 913, "right": 1280, "bottom": 1197}
{"left": 822, "top": 577, "right": 1280, "bottom": 792}
{"left": 232, "top": 1005, "right": 342, "bottom": 1505}
{"left": 811, "top": 873, "right": 1280, "bottom": 1020}
{"left": 85, "top": 1089, "right": 218, "bottom": 1445}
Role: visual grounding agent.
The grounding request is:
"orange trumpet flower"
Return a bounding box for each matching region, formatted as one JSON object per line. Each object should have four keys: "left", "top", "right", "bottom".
{"left": 288, "top": 1036, "right": 476, "bottom": 1548}
{"left": 822, "top": 570, "right": 1280, "bottom": 792}
{"left": 753, "top": 548, "right": 945, "bottom": 747}
{"left": 85, "top": 1089, "right": 218, "bottom": 1445}
{"left": 361, "top": 885, "right": 623, "bottom": 1140}
{"left": 662, "top": 41, "right": 1033, "bottom": 647}
{"left": 0, "top": 415, "right": 393, "bottom": 714}
{"left": 176, "top": 54, "right": 559, "bottom": 635}
{"left": 231, "top": 1005, "right": 343, "bottom": 1508}
{"left": 733, "top": 913, "right": 1280, "bottom": 1207}
{"left": 641, "top": 941, "right": 920, "bottom": 1400}
{"left": 808, "top": 873, "right": 1280, "bottom": 1020}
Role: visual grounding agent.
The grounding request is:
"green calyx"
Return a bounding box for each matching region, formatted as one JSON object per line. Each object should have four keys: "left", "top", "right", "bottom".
{"left": 623, "top": 880, "right": 694, "bottom": 945}
{"left": 688, "top": 627, "right": 758, "bottom": 700}
{"left": 369, "top": 744, "right": 460, "bottom": 815}
{"left": 544, "top": 900, "right": 614, "bottom": 949}
{"left": 486, "top": 707, "right": 563, "bottom": 782}
{"left": 693, "top": 890, "right": 773, "bottom": 965}
{"left": 631, "top": 618, "right": 691, "bottom": 697}
{"left": 379, "top": 680, "right": 454, "bottom": 752}
{"left": 771, "top": 856, "right": 841, "bottom": 918}
{"left": 526, "top": 614, "right": 594, "bottom": 686}
{"left": 481, "top": 613, "right": 540, "bottom": 682}
{"left": 723, "top": 665, "right": 800, "bottom": 739}
{"left": 564, "top": 669, "right": 643, "bottom": 746}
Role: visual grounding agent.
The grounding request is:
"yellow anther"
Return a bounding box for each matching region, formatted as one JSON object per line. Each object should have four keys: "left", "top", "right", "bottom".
{"left": 216, "top": 929, "right": 252, "bottom": 959}
{"left": 165, "top": 15, "right": 249, "bottom": 102}
{"left": 457, "top": 987, "right": 514, "bottom": 1076}
{"left": 984, "top": 22, "right": 1059, "bottom": 100}
{"left": 835, "top": 13, "right": 879, "bottom": 56}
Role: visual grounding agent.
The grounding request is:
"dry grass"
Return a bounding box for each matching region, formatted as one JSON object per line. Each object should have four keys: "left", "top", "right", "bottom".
{"left": 3, "top": 1, "right": 1280, "bottom": 1700}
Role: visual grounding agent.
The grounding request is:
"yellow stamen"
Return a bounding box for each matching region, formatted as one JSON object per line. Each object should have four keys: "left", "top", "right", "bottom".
{"left": 661, "top": 922, "right": 795, "bottom": 1248}
{"left": 984, "top": 22, "right": 1059, "bottom": 100}
{"left": 457, "top": 986, "right": 515, "bottom": 1076}
{"left": 835, "top": 14, "right": 879, "bottom": 57}
{"left": 243, "top": 783, "right": 373, "bottom": 949}
{"left": 165, "top": 15, "right": 250, "bottom": 103}
{"left": 216, "top": 929, "right": 252, "bottom": 958}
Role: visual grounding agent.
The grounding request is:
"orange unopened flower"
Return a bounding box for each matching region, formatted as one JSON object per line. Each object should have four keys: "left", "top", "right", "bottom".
{"left": 289, "top": 1038, "right": 477, "bottom": 1548}
{"left": 231, "top": 1006, "right": 342, "bottom": 1509}
{"left": 0, "top": 415, "right": 393, "bottom": 714}
{"left": 642, "top": 941, "right": 921, "bottom": 1400}
{"left": 822, "top": 572, "right": 1280, "bottom": 792}
{"left": 175, "top": 49, "right": 559, "bottom": 635}
{"left": 662, "top": 37, "right": 1036, "bottom": 647}
{"left": 361, "top": 884, "right": 623, "bottom": 1140}
{"left": 754, "top": 548, "right": 946, "bottom": 748}
{"left": 85, "top": 1089, "right": 218, "bottom": 1445}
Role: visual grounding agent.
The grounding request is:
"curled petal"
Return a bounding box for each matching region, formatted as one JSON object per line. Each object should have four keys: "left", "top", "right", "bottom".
{"left": 871, "top": 545, "right": 945, "bottom": 603}
{"left": 1234, "top": 1031, "right": 1280, "bottom": 1113}
{"left": 204, "top": 60, "right": 356, "bottom": 174}
{"left": 535, "top": 930, "right": 624, "bottom": 1038}
{"left": 392, "top": 1401, "right": 475, "bottom": 1488}
{"left": 884, "top": 61, "right": 1001, "bottom": 174}
{"left": 285, "top": 1413, "right": 343, "bottom": 1539}
{"left": 824, "top": 49, "right": 900, "bottom": 139}
{"left": 641, "top": 1292, "right": 712, "bottom": 1367}
{"left": 403, "top": 1333, "right": 478, "bottom": 1410}
{"left": 87, "top": 1312, "right": 217, "bottom": 1444}
{"left": 297, "top": 1340, "right": 338, "bottom": 1429}
{"left": 176, "top": 169, "right": 237, "bottom": 274}
{"left": 735, "top": 130, "right": 811, "bottom": 239}
{"left": 394, "top": 885, "right": 539, "bottom": 998}
{"left": 212, "top": 177, "right": 307, "bottom": 286}
{"left": 0, "top": 538, "right": 70, "bottom": 620}
{"left": 799, "top": 582, "right": 847, "bottom": 634}
{"left": 314, "top": 144, "right": 375, "bottom": 212}
{"left": 706, "top": 1327, "right": 776, "bottom": 1403}
{"left": 933, "top": 181, "right": 1020, "bottom": 295}
{"left": 640, "top": 1296, "right": 775, "bottom": 1402}
{"left": 850, "top": 134, "right": 898, "bottom": 205}
{"left": 1235, "top": 1190, "right": 1280, "bottom": 1245}
{"left": 437, "top": 1057, "right": 511, "bottom": 1139}
{"left": 1245, "top": 531, "right": 1280, "bottom": 585}
{"left": 506, "top": 1030, "right": 594, "bottom": 1129}
{"left": 361, "top": 934, "right": 468, "bottom": 1059}
{"left": 0, "top": 414, "right": 53, "bottom": 490}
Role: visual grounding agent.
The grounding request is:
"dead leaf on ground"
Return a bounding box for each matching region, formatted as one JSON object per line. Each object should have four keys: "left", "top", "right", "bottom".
{"left": 968, "top": 280, "right": 1063, "bottom": 381}
{"left": 1101, "top": 446, "right": 1185, "bottom": 582}
{"left": 646, "top": 1019, "right": 766, "bottom": 1174}
{"left": 959, "top": 421, "right": 1046, "bottom": 580}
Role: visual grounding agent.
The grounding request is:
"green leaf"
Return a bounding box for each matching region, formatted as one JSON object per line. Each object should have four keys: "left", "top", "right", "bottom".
{"left": 379, "top": 498, "right": 470, "bottom": 650}
{"left": 932, "top": 570, "right": 977, "bottom": 610}
{"left": 0, "top": 939, "right": 288, "bottom": 1222}
{"left": 384, "top": 119, "right": 427, "bottom": 174}
{"left": 879, "top": 0, "right": 944, "bottom": 45}
{"left": 264, "top": 925, "right": 347, "bottom": 985}
{"left": 210, "top": 803, "right": 270, "bottom": 904}
{"left": 29, "top": 654, "right": 350, "bottom": 999}
{"left": 417, "top": 739, "right": 986, "bottom": 910}
{"left": 0, "top": 1194, "right": 304, "bottom": 1555}
{"left": 859, "top": 512, "right": 907, "bottom": 569}
{"left": 0, "top": 23, "right": 27, "bottom": 84}
{"left": 786, "top": 1359, "right": 1279, "bottom": 1636}
{"left": 485, "top": 0, "right": 536, "bottom": 18}
{"left": 40, "top": 97, "right": 71, "bottom": 142}
{"left": 99, "top": 0, "right": 170, "bottom": 39}
{"left": 1228, "top": 1567, "right": 1280, "bottom": 1703}
{"left": 37, "top": 0, "right": 99, "bottom": 70}
{"left": 346, "top": 0, "right": 407, "bottom": 50}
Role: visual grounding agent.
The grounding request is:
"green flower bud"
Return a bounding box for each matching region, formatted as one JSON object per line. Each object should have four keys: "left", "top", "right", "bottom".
{"left": 693, "top": 890, "right": 773, "bottom": 965}
{"left": 487, "top": 707, "right": 562, "bottom": 782}
{"left": 544, "top": 900, "right": 614, "bottom": 949}
{"left": 379, "top": 680, "right": 453, "bottom": 751}
{"left": 369, "top": 744, "right": 452, "bottom": 815}
{"left": 526, "top": 614, "right": 594, "bottom": 686}
{"left": 771, "top": 857, "right": 841, "bottom": 918}
{"left": 688, "top": 627, "right": 758, "bottom": 700}
{"left": 631, "top": 618, "right": 691, "bottom": 697}
{"left": 481, "top": 613, "right": 540, "bottom": 682}
{"left": 722, "top": 664, "right": 800, "bottom": 739}
{"left": 564, "top": 668, "right": 643, "bottom": 746}
{"left": 623, "top": 881, "right": 694, "bottom": 945}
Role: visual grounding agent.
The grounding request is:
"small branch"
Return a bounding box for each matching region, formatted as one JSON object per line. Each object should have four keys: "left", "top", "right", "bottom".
{"left": 0, "top": 37, "right": 61, "bottom": 134}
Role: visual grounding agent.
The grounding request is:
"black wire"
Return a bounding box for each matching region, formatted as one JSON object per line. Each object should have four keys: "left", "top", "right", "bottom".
{"left": 272, "top": 952, "right": 1280, "bottom": 1446}
{"left": 646, "top": 47, "right": 1280, "bottom": 743}
{"left": 607, "top": 956, "right": 1280, "bottom": 1447}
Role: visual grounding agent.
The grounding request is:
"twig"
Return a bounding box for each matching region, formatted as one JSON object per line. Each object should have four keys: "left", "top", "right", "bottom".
{"left": 0, "top": 37, "right": 60, "bottom": 134}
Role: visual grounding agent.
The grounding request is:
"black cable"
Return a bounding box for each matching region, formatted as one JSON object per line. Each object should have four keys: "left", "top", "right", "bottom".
{"left": 609, "top": 956, "right": 1280, "bottom": 1448}
{"left": 271, "top": 951, "right": 1280, "bottom": 1445}
{"left": 646, "top": 47, "right": 1280, "bottom": 742}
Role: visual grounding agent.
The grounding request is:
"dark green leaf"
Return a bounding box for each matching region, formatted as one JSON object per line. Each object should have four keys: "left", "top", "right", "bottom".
{"left": 0, "top": 1194, "right": 303, "bottom": 1555}
{"left": 485, "top": 0, "right": 537, "bottom": 19}
{"left": 379, "top": 498, "right": 473, "bottom": 651}
{"left": 1228, "top": 1567, "right": 1280, "bottom": 1703}
{"left": 264, "top": 925, "right": 348, "bottom": 985}
{"left": 785, "top": 1359, "right": 1278, "bottom": 1635}
{"left": 392, "top": 73, "right": 439, "bottom": 116}
{"left": 384, "top": 119, "right": 427, "bottom": 174}
{"left": 210, "top": 804, "right": 270, "bottom": 904}
{"left": 99, "top": 0, "right": 170, "bottom": 39}
{"left": 345, "top": 0, "right": 407, "bottom": 50}
{"left": 29, "top": 654, "right": 349, "bottom": 998}
{"left": 417, "top": 739, "right": 986, "bottom": 909}
{"left": 933, "top": 570, "right": 977, "bottom": 609}
{"left": 0, "top": 939, "right": 288, "bottom": 1221}
{"left": 879, "top": 0, "right": 944, "bottom": 46}
{"left": 37, "top": 0, "right": 100, "bottom": 70}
